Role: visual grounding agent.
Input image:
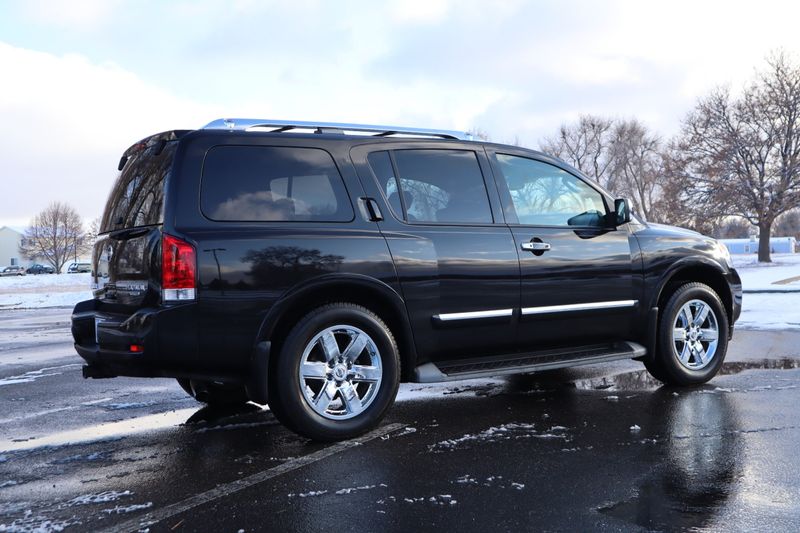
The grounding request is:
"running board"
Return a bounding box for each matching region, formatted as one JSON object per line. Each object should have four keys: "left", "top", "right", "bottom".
{"left": 413, "top": 341, "right": 646, "bottom": 383}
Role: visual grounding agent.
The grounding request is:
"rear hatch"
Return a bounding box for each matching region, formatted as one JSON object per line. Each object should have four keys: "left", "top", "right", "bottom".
{"left": 92, "top": 132, "right": 181, "bottom": 307}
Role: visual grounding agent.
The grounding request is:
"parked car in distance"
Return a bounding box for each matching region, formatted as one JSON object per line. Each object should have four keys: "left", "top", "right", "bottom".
{"left": 72, "top": 118, "right": 743, "bottom": 442}
{"left": 26, "top": 263, "right": 55, "bottom": 274}
{"left": 1, "top": 266, "right": 26, "bottom": 276}
{"left": 67, "top": 262, "right": 92, "bottom": 274}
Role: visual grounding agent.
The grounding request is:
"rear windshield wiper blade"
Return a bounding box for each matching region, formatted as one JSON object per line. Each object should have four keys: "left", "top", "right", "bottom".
{"left": 108, "top": 227, "right": 152, "bottom": 241}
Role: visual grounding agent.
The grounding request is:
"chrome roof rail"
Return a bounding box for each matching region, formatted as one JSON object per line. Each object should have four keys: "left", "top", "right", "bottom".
{"left": 202, "top": 118, "right": 472, "bottom": 140}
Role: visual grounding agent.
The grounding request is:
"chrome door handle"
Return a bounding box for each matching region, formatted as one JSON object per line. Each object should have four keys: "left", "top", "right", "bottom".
{"left": 521, "top": 242, "right": 551, "bottom": 252}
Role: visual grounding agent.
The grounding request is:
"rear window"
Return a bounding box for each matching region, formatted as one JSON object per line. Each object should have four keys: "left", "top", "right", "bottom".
{"left": 201, "top": 146, "right": 353, "bottom": 222}
{"left": 100, "top": 141, "right": 177, "bottom": 232}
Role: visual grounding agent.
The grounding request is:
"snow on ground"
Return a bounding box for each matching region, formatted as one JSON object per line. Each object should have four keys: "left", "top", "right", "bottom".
{"left": 736, "top": 293, "right": 800, "bottom": 331}
{"left": 733, "top": 253, "right": 800, "bottom": 291}
{"left": 731, "top": 253, "right": 800, "bottom": 330}
{"left": 0, "top": 273, "right": 91, "bottom": 309}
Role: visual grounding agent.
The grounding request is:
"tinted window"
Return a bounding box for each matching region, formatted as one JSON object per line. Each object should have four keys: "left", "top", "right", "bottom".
{"left": 390, "top": 150, "right": 492, "bottom": 224}
{"left": 367, "top": 151, "right": 404, "bottom": 219}
{"left": 201, "top": 146, "right": 353, "bottom": 222}
{"left": 496, "top": 154, "right": 607, "bottom": 227}
{"left": 101, "top": 141, "right": 177, "bottom": 232}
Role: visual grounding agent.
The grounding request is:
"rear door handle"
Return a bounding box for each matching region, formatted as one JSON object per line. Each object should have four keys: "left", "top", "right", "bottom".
{"left": 521, "top": 242, "right": 551, "bottom": 252}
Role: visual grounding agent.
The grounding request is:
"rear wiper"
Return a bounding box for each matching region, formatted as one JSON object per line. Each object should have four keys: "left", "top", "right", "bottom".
{"left": 108, "top": 227, "right": 151, "bottom": 240}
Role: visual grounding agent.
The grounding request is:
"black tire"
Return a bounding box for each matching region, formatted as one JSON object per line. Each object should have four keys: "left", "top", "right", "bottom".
{"left": 647, "top": 282, "right": 729, "bottom": 386}
{"left": 269, "top": 303, "right": 400, "bottom": 442}
{"left": 177, "top": 379, "right": 250, "bottom": 406}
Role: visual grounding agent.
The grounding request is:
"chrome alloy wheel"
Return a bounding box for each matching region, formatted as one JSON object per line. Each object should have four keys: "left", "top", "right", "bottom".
{"left": 672, "top": 299, "right": 720, "bottom": 371}
{"left": 298, "top": 325, "right": 383, "bottom": 420}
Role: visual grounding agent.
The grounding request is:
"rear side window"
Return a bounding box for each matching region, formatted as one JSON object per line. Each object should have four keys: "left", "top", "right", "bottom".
{"left": 368, "top": 149, "right": 493, "bottom": 224}
{"left": 201, "top": 146, "right": 353, "bottom": 222}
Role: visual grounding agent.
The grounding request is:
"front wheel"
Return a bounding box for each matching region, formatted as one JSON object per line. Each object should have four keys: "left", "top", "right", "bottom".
{"left": 270, "top": 303, "right": 400, "bottom": 441}
{"left": 646, "top": 282, "right": 729, "bottom": 386}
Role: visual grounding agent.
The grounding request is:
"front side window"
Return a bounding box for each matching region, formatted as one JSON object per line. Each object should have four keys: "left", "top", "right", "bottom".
{"left": 496, "top": 154, "right": 608, "bottom": 227}
{"left": 201, "top": 146, "right": 353, "bottom": 222}
{"left": 367, "top": 149, "right": 493, "bottom": 224}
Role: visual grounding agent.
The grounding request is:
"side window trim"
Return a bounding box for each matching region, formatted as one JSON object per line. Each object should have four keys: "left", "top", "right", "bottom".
{"left": 387, "top": 150, "right": 409, "bottom": 222}
{"left": 490, "top": 150, "right": 612, "bottom": 229}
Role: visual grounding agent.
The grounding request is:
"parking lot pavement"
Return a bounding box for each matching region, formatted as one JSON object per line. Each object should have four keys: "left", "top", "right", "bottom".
{"left": 1, "top": 309, "right": 799, "bottom": 532}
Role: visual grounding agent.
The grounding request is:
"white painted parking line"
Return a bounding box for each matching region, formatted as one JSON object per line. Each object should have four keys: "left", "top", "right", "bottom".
{"left": 96, "top": 422, "right": 407, "bottom": 533}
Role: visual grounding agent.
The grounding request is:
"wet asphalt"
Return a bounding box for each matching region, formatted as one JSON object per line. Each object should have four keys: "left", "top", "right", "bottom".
{"left": 1, "top": 308, "right": 800, "bottom": 532}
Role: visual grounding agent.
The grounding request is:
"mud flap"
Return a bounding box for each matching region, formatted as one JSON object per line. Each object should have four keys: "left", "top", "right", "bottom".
{"left": 634, "top": 307, "right": 659, "bottom": 363}
{"left": 246, "top": 341, "right": 271, "bottom": 405}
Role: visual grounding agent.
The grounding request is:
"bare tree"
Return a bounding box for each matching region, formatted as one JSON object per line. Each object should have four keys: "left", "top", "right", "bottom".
{"left": 19, "top": 202, "right": 89, "bottom": 274}
{"left": 540, "top": 115, "right": 614, "bottom": 186}
{"left": 609, "top": 119, "right": 665, "bottom": 221}
{"left": 774, "top": 209, "right": 800, "bottom": 240}
{"left": 467, "top": 128, "right": 491, "bottom": 142}
{"left": 672, "top": 52, "right": 800, "bottom": 262}
{"left": 540, "top": 115, "right": 669, "bottom": 221}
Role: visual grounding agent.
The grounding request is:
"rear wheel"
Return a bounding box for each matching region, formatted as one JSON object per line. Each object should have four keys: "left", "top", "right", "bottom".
{"left": 646, "top": 282, "right": 729, "bottom": 386}
{"left": 269, "top": 303, "right": 400, "bottom": 441}
{"left": 177, "top": 379, "right": 250, "bottom": 406}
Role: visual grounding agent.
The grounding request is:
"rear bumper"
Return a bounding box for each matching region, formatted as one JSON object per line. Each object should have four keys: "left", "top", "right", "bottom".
{"left": 71, "top": 298, "right": 201, "bottom": 379}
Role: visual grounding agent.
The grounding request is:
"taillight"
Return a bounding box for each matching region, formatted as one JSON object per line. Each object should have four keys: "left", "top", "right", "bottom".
{"left": 162, "top": 234, "right": 196, "bottom": 301}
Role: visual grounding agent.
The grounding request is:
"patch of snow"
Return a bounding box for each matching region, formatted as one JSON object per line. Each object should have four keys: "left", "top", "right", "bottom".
{"left": 0, "top": 514, "right": 80, "bottom": 532}
{"left": 334, "top": 484, "right": 381, "bottom": 495}
{"left": 736, "top": 293, "right": 800, "bottom": 331}
{"left": 0, "top": 273, "right": 91, "bottom": 309}
{"left": 51, "top": 452, "right": 108, "bottom": 464}
{"left": 0, "top": 481, "right": 18, "bottom": 488}
{"left": 397, "top": 378, "right": 505, "bottom": 402}
{"left": 288, "top": 490, "right": 328, "bottom": 498}
{"left": 733, "top": 254, "right": 800, "bottom": 291}
{"left": 101, "top": 401, "right": 161, "bottom": 411}
{"left": 629, "top": 425, "right": 641, "bottom": 432}
{"left": 66, "top": 490, "right": 132, "bottom": 506}
{"left": 102, "top": 502, "right": 153, "bottom": 514}
{"left": 0, "top": 364, "right": 81, "bottom": 387}
{"left": 430, "top": 422, "right": 569, "bottom": 452}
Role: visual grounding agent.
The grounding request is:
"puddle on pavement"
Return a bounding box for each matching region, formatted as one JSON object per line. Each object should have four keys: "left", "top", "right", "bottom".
{"left": 528, "top": 358, "right": 800, "bottom": 393}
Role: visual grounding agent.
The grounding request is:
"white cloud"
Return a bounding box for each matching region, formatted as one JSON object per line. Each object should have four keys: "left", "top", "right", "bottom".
{"left": 388, "top": 0, "right": 452, "bottom": 24}
{"left": 0, "top": 42, "right": 219, "bottom": 225}
{"left": 21, "top": 0, "right": 121, "bottom": 30}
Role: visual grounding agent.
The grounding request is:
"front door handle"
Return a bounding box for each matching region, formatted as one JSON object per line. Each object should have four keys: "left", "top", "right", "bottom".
{"left": 521, "top": 241, "right": 551, "bottom": 252}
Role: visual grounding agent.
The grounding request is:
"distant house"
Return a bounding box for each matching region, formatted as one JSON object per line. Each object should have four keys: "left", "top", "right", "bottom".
{"left": 0, "top": 226, "right": 32, "bottom": 268}
{"left": 721, "top": 236, "right": 797, "bottom": 254}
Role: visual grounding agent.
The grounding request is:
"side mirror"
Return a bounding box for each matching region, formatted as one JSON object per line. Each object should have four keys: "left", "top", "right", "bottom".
{"left": 614, "top": 198, "right": 631, "bottom": 226}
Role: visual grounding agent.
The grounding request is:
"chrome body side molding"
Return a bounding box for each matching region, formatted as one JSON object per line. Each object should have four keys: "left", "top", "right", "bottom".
{"left": 433, "top": 309, "right": 514, "bottom": 322}
{"left": 520, "top": 300, "right": 637, "bottom": 316}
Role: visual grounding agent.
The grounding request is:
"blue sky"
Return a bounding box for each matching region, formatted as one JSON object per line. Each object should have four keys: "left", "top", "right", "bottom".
{"left": 2, "top": 0, "right": 800, "bottom": 227}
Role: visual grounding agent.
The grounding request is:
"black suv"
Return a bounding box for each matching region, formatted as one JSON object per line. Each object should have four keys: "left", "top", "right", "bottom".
{"left": 72, "top": 119, "right": 742, "bottom": 441}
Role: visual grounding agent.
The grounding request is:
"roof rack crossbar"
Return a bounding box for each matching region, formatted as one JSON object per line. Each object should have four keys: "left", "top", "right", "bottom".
{"left": 202, "top": 118, "right": 472, "bottom": 140}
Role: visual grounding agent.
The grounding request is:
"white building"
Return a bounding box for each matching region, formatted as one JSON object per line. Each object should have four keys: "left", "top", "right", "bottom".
{"left": 0, "top": 226, "right": 32, "bottom": 268}
{"left": 721, "top": 236, "right": 797, "bottom": 254}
